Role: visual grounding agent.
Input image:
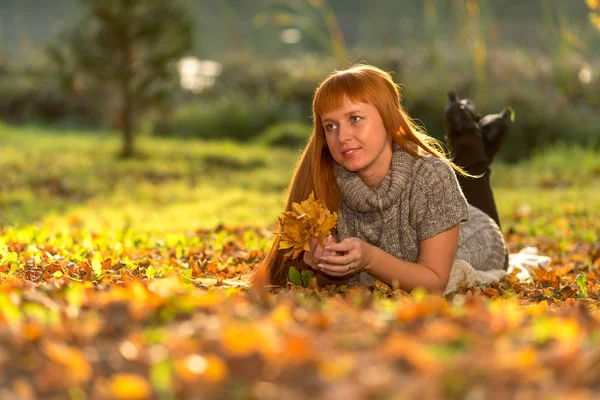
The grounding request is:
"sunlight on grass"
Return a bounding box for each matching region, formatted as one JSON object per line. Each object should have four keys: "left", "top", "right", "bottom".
{"left": 497, "top": 187, "right": 599, "bottom": 243}
{"left": 1, "top": 123, "right": 599, "bottom": 236}
{"left": 43, "top": 185, "right": 286, "bottom": 233}
{"left": 493, "top": 143, "right": 600, "bottom": 188}
{"left": 0, "top": 123, "right": 297, "bottom": 232}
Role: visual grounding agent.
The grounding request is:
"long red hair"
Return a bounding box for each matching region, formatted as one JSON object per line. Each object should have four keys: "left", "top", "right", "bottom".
{"left": 252, "top": 64, "right": 464, "bottom": 289}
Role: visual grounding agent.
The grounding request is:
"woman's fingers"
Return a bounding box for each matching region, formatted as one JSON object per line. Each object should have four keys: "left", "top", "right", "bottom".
{"left": 304, "top": 237, "right": 330, "bottom": 268}
{"left": 314, "top": 236, "right": 334, "bottom": 258}
{"left": 325, "top": 239, "right": 355, "bottom": 253}
{"left": 317, "top": 263, "right": 355, "bottom": 276}
{"left": 303, "top": 251, "right": 313, "bottom": 267}
{"left": 313, "top": 245, "right": 324, "bottom": 260}
{"left": 305, "top": 236, "right": 353, "bottom": 270}
{"left": 319, "top": 253, "right": 352, "bottom": 265}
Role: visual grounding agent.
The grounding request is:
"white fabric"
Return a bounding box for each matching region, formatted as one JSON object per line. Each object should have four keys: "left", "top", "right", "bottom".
{"left": 443, "top": 247, "right": 552, "bottom": 295}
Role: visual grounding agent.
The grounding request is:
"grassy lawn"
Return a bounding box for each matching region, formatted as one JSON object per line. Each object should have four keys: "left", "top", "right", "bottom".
{"left": 1, "top": 123, "right": 600, "bottom": 398}
{"left": 1, "top": 123, "right": 297, "bottom": 232}
{"left": 2, "top": 123, "right": 599, "bottom": 237}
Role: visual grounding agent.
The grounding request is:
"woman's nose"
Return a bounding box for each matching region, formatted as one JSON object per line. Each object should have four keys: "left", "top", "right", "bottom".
{"left": 338, "top": 124, "right": 351, "bottom": 143}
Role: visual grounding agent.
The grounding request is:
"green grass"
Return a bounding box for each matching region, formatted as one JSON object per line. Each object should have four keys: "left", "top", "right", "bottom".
{"left": 493, "top": 143, "right": 600, "bottom": 243}
{"left": 1, "top": 122, "right": 599, "bottom": 241}
{"left": 0, "top": 123, "right": 297, "bottom": 232}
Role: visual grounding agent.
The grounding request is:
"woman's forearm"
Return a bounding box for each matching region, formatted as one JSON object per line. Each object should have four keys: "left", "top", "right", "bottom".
{"left": 363, "top": 244, "right": 449, "bottom": 294}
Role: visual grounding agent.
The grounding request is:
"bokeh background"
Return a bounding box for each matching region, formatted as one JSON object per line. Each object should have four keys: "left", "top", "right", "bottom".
{"left": 1, "top": 0, "right": 599, "bottom": 238}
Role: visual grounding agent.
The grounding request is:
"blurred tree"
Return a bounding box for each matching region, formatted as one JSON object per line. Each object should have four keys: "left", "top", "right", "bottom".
{"left": 46, "top": 0, "right": 193, "bottom": 157}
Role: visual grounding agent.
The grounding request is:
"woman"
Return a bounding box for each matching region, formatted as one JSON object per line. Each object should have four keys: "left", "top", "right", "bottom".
{"left": 254, "top": 64, "right": 509, "bottom": 295}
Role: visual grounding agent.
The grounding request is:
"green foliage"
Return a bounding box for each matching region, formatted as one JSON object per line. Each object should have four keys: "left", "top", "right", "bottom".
{"left": 288, "top": 266, "right": 314, "bottom": 287}
{"left": 576, "top": 272, "right": 589, "bottom": 298}
{"left": 46, "top": 0, "right": 194, "bottom": 157}
{"left": 395, "top": 48, "right": 600, "bottom": 161}
{"left": 256, "top": 121, "right": 312, "bottom": 149}
{"left": 493, "top": 143, "right": 600, "bottom": 188}
{"left": 161, "top": 47, "right": 600, "bottom": 161}
{"left": 0, "top": 76, "right": 98, "bottom": 127}
{"left": 4, "top": 35, "right": 597, "bottom": 163}
{"left": 253, "top": 0, "right": 348, "bottom": 68}
{"left": 150, "top": 54, "right": 329, "bottom": 141}
{"left": 288, "top": 266, "right": 302, "bottom": 286}
{"left": 302, "top": 270, "right": 315, "bottom": 286}
{"left": 153, "top": 94, "right": 287, "bottom": 141}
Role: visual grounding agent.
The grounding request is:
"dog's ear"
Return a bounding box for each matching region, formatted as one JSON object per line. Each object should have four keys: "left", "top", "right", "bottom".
{"left": 501, "top": 107, "right": 515, "bottom": 122}
{"left": 448, "top": 90, "right": 459, "bottom": 103}
{"left": 479, "top": 107, "right": 514, "bottom": 161}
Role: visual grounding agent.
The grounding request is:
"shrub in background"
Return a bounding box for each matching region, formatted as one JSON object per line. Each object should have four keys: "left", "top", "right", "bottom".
{"left": 256, "top": 121, "right": 312, "bottom": 149}
{"left": 0, "top": 64, "right": 99, "bottom": 127}
{"left": 395, "top": 47, "right": 600, "bottom": 162}
{"left": 3, "top": 43, "right": 598, "bottom": 163}
{"left": 152, "top": 94, "right": 297, "bottom": 141}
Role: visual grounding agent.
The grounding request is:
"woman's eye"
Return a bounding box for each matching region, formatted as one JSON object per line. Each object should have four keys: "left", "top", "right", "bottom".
{"left": 350, "top": 116, "right": 362, "bottom": 123}
{"left": 324, "top": 124, "right": 336, "bottom": 132}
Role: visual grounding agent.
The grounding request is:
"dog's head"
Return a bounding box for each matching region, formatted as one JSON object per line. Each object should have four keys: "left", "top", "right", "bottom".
{"left": 443, "top": 91, "right": 480, "bottom": 141}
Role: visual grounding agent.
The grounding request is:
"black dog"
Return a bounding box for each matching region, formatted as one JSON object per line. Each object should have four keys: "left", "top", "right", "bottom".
{"left": 443, "top": 91, "right": 514, "bottom": 229}
{"left": 444, "top": 91, "right": 513, "bottom": 164}
{"left": 444, "top": 90, "right": 481, "bottom": 143}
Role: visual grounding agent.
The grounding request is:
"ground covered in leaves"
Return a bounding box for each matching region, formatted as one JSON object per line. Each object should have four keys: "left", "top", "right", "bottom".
{"left": 2, "top": 126, "right": 600, "bottom": 398}
{"left": 1, "top": 221, "right": 599, "bottom": 400}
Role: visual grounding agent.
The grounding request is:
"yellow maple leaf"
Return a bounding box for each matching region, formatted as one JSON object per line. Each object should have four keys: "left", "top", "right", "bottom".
{"left": 278, "top": 192, "right": 337, "bottom": 259}
{"left": 586, "top": 0, "right": 599, "bottom": 11}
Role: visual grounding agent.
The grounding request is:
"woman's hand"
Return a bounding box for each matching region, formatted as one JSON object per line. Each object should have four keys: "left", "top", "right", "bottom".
{"left": 303, "top": 235, "right": 337, "bottom": 269}
{"left": 316, "top": 237, "right": 373, "bottom": 277}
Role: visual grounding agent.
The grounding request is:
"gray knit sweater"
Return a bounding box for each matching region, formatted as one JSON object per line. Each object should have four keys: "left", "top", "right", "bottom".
{"left": 334, "top": 143, "right": 507, "bottom": 285}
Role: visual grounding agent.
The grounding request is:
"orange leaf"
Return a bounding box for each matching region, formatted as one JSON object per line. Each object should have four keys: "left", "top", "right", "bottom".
{"left": 221, "top": 322, "right": 262, "bottom": 357}
{"left": 282, "top": 330, "right": 313, "bottom": 364}
{"left": 109, "top": 373, "right": 152, "bottom": 400}
{"left": 42, "top": 340, "right": 92, "bottom": 385}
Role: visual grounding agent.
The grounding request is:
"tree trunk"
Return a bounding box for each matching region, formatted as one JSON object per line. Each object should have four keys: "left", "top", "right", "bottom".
{"left": 120, "top": 102, "right": 135, "bottom": 158}
{"left": 119, "top": 29, "right": 135, "bottom": 159}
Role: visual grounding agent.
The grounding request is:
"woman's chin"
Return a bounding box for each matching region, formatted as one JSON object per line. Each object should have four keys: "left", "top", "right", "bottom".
{"left": 339, "top": 161, "right": 362, "bottom": 173}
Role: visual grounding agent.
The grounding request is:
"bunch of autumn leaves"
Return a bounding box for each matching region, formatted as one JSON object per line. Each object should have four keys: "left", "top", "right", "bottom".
{"left": 278, "top": 192, "right": 338, "bottom": 259}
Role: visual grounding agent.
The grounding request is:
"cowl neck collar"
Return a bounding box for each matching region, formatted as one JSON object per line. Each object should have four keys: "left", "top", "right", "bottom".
{"left": 334, "top": 143, "right": 414, "bottom": 213}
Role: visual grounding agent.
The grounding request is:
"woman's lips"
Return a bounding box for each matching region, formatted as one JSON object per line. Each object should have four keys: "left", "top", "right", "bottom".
{"left": 342, "top": 148, "right": 360, "bottom": 158}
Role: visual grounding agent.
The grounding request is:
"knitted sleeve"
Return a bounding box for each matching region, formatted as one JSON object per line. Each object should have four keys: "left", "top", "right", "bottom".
{"left": 412, "top": 156, "right": 470, "bottom": 240}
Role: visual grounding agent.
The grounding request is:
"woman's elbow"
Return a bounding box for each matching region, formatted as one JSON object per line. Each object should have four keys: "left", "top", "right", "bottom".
{"left": 432, "top": 277, "right": 449, "bottom": 295}
{"left": 422, "top": 268, "right": 450, "bottom": 295}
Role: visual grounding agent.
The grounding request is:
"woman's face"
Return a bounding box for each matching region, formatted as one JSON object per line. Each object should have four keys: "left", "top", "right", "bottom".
{"left": 321, "top": 96, "right": 393, "bottom": 188}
